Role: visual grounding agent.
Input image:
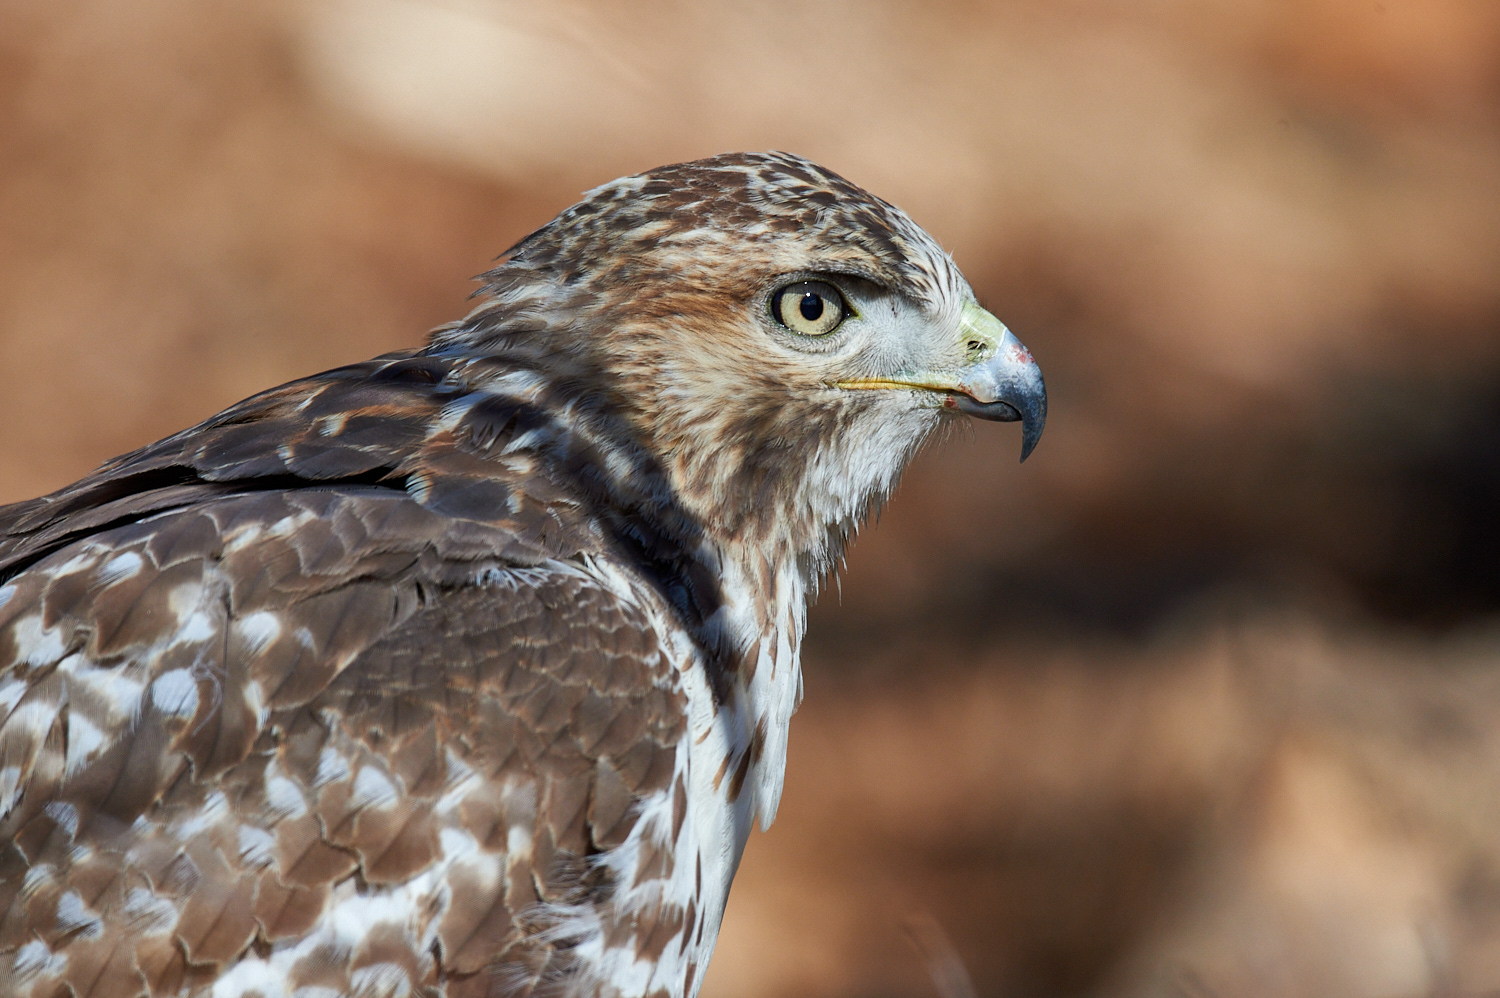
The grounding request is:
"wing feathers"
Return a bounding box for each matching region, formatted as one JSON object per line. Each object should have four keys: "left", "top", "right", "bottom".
{"left": 0, "top": 473, "right": 690, "bottom": 995}
{"left": 0, "top": 354, "right": 708, "bottom": 997}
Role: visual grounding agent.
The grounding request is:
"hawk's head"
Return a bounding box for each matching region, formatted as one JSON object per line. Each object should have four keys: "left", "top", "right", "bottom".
{"left": 434, "top": 151, "right": 1045, "bottom": 574}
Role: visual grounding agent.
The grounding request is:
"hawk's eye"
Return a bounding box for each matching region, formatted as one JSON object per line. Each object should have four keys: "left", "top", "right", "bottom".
{"left": 771, "top": 281, "right": 846, "bottom": 336}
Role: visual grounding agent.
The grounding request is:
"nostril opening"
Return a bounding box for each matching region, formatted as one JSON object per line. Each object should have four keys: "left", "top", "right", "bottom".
{"left": 967, "top": 340, "right": 982, "bottom": 351}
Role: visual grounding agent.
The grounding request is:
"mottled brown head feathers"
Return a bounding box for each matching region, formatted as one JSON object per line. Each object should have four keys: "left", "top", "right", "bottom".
{"left": 483, "top": 152, "right": 956, "bottom": 304}
{"left": 430, "top": 152, "right": 971, "bottom": 583}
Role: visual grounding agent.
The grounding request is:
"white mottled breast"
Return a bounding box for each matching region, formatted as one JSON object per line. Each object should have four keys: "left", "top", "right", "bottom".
{"left": 556, "top": 554, "right": 804, "bottom": 998}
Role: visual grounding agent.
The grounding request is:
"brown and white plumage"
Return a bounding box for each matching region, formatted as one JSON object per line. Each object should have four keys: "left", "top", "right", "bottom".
{"left": 0, "top": 152, "right": 1044, "bottom": 998}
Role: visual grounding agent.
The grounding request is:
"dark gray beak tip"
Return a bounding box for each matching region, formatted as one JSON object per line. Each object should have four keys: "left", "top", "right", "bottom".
{"left": 951, "top": 385, "right": 1046, "bottom": 462}
{"left": 1019, "top": 419, "right": 1042, "bottom": 462}
{"left": 1018, "top": 388, "right": 1046, "bottom": 463}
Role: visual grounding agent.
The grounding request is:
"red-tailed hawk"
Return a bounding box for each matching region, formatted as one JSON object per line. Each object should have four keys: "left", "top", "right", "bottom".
{"left": 0, "top": 152, "right": 1044, "bottom": 998}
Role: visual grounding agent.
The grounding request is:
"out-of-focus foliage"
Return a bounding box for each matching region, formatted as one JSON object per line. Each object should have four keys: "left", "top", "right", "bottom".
{"left": 1, "top": 2, "right": 1497, "bottom": 995}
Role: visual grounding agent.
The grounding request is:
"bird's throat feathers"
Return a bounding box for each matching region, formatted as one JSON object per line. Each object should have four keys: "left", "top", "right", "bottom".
{"left": 428, "top": 302, "right": 928, "bottom": 669}
{"left": 434, "top": 254, "right": 941, "bottom": 656}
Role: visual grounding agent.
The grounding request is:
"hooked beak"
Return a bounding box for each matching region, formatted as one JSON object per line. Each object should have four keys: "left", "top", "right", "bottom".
{"left": 833, "top": 302, "right": 1047, "bottom": 461}
{"left": 952, "top": 302, "right": 1047, "bottom": 461}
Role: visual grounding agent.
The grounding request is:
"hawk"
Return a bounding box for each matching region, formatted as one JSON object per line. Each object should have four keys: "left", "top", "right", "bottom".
{"left": 0, "top": 153, "right": 1044, "bottom": 998}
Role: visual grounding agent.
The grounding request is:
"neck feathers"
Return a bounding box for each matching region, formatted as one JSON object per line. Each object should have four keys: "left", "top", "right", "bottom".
{"left": 429, "top": 278, "right": 936, "bottom": 721}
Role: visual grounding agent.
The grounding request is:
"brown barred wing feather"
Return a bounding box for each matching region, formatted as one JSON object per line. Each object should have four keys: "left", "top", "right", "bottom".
{"left": 0, "top": 472, "right": 687, "bottom": 997}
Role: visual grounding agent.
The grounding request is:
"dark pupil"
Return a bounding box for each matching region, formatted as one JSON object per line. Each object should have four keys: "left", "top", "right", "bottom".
{"left": 798, "top": 292, "right": 825, "bottom": 322}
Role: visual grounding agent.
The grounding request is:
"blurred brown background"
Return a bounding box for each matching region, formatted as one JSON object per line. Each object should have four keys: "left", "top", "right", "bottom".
{"left": 3, "top": 1, "right": 1500, "bottom": 995}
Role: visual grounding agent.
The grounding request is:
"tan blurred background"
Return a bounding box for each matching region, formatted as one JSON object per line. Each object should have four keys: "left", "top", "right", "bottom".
{"left": 3, "top": 1, "right": 1500, "bottom": 995}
